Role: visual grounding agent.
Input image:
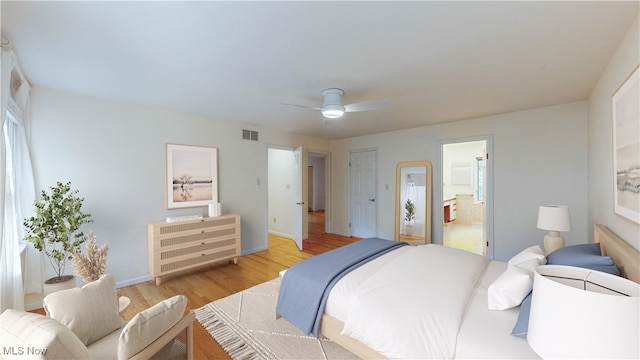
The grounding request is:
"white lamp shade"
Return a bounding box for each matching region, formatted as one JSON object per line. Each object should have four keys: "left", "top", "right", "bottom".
{"left": 528, "top": 265, "right": 640, "bottom": 359}
{"left": 537, "top": 205, "right": 572, "bottom": 232}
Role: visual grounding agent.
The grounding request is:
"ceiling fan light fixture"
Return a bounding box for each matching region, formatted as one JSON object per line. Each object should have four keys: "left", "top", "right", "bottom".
{"left": 321, "top": 104, "right": 345, "bottom": 119}
{"left": 281, "top": 87, "right": 386, "bottom": 120}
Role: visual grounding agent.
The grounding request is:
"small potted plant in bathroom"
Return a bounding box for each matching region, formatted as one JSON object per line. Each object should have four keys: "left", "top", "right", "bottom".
{"left": 404, "top": 199, "right": 416, "bottom": 236}
{"left": 23, "top": 181, "right": 93, "bottom": 294}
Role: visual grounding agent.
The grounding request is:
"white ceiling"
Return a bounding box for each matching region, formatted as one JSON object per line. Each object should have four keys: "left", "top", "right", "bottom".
{"left": 2, "top": 1, "right": 638, "bottom": 140}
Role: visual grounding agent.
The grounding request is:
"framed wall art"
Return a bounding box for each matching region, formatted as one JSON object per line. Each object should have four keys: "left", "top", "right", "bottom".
{"left": 166, "top": 143, "right": 218, "bottom": 209}
{"left": 612, "top": 65, "right": 640, "bottom": 224}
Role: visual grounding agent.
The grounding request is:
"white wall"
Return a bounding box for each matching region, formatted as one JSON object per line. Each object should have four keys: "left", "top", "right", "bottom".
{"left": 588, "top": 14, "right": 640, "bottom": 251}
{"left": 28, "top": 87, "right": 329, "bottom": 286}
{"left": 26, "top": 11, "right": 638, "bottom": 286}
{"left": 330, "top": 101, "right": 589, "bottom": 261}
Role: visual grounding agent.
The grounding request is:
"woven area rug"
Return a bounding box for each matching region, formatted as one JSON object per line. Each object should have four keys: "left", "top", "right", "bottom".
{"left": 195, "top": 278, "right": 358, "bottom": 360}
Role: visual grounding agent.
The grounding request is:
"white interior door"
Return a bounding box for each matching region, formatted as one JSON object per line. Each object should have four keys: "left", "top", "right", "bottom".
{"left": 292, "top": 146, "right": 308, "bottom": 250}
{"left": 349, "top": 150, "right": 377, "bottom": 238}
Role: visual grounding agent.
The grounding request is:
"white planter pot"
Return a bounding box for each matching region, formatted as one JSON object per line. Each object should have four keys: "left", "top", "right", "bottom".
{"left": 43, "top": 275, "right": 75, "bottom": 296}
{"left": 405, "top": 225, "right": 413, "bottom": 236}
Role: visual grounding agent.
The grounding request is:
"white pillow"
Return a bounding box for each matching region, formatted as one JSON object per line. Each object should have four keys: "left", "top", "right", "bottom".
{"left": 488, "top": 259, "right": 539, "bottom": 310}
{"left": 488, "top": 246, "right": 547, "bottom": 311}
{"left": 43, "top": 274, "right": 123, "bottom": 345}
{"left": 117, "top": 295, "right": 187, "bottom": 359}
{"left": 507, "top": 245, "right": 546, "bottom": 267}
{"left": 0, "top": 309, "right": 91, "bottom": 359}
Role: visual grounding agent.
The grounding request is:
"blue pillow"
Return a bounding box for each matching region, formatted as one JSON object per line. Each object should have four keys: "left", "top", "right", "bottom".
{"left": 547, "top": 243, "right": 620, "bottom": 275}
{"left": 511, "top": 243, "right": 621, "bottom": 338}
{"left": 510, "top": 291, "right": 531, "bottom": 338}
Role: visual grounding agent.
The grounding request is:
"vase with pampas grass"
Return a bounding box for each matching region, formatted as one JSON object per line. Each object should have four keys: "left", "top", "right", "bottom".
{"left": 72, "top": 231, "right": 109, "bottom": 283}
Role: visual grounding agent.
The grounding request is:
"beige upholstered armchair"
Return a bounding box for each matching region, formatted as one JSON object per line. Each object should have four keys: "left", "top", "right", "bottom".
{"left": 0, "top": 274, "right": 194, "bottom": 360}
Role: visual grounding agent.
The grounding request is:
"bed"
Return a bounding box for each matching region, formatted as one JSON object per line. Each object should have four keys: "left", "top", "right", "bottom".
{"left": 275, "top": 224, "right": 640, "bottom": 359}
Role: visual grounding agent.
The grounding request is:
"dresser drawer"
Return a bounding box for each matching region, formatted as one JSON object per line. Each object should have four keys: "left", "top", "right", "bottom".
{"left": 148, "top": 214, "right": 241, "bottom": 285}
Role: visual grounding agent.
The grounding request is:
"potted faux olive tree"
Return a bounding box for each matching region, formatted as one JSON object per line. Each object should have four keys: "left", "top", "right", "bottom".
{"left": 404, "top": 199, "right": 416, "bottom": 236}
{"left": 23, "top": 181, "right": 93, "bottom": 294}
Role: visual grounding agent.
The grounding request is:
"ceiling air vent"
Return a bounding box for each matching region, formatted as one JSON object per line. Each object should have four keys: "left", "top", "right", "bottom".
{"left": 242, "top": 129, "right": 258, "bottom": 141}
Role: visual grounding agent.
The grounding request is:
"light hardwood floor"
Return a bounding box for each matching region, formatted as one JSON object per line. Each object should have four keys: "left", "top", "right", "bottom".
{"left": 125, "top": 234, "right": 356, "bottom": 359}
{"left": 29, "top": 211, "right": 353, "bottom": 359}
{"left": 118, "top": 236, "right": 290, "bottom": 359}
{"left": 121, "top": 211, "right": 355, "bottom": 360}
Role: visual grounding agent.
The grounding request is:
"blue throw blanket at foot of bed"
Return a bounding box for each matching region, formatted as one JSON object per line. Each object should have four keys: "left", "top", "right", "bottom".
{"left": 276, "top": 237, "right": 408, "bottom": 336}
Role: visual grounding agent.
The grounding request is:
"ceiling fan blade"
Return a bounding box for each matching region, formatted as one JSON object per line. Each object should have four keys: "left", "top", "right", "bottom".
{"left": 280, "top": 102, "right": 321, "bottom": 110}
{"left": 344, "top": 100, "right": 388, "bottom": 113}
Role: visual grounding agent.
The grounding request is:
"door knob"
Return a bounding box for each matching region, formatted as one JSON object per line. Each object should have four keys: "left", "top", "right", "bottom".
{"left": 368, "top": 198, "right": 375, "bottom": 202}
{"left": 296, "top": 202, "right": 305, "bottom": 205}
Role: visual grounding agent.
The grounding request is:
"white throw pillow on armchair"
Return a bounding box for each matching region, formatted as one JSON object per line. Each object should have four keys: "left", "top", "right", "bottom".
{"left": 117, "top": 295, "right": 187, "bottom": 359}
{"left": 0, "top": 309, "right": 91, "bottom": 359}
{"left": 43, "top": 274, "right": 124, "bottom": 346}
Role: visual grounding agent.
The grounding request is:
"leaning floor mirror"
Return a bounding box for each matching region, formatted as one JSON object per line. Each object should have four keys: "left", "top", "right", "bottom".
{"left": 395, "top": 160, "right": 433, "bottom": 245}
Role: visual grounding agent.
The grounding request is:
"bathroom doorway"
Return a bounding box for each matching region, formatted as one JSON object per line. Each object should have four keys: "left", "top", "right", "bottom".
{"left": 441, "top": 137, "right": 493, "bottom": 257}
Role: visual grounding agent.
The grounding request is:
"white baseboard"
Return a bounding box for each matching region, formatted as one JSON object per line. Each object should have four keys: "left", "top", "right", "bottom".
{"left": 241, "top": 246, "right": 267, "bottom": 256}
{"left": 115, "top": 274, "right": 153, "bottom": 289}
{"left": 268, "top": 230, "right": 293, "bottom": 239}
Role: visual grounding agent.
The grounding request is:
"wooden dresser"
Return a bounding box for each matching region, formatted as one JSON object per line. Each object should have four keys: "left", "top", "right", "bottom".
{"left": 148, "top": 214, "right": 241, "bottom": 285}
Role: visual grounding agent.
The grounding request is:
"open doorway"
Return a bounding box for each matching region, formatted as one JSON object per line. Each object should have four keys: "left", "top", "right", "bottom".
{"left": 442, "top": 138, "right": 492, "bottom": 257}
{"left": 307, "top": 152, "right": 328, "bottom": 237}
{"left": 267, "top": 147, "right": 329, "bottom": 249}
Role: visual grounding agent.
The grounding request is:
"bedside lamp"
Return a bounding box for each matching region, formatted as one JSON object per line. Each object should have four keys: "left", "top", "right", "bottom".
{"left": 528, "top": 265, "right": 640, "bottom": 359}
{"left": 536, "top": 205, "right": 571, "bottom": 255}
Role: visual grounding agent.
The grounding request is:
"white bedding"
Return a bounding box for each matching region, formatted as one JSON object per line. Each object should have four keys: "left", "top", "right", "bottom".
{"left": 455, "top": 261, "right": 539, "bottom": 359}
{"left": 324, "top": 245, "right": 412, "bottom": 321}
{"left": 323, "top": 244, "right": 540, "bottom": 359}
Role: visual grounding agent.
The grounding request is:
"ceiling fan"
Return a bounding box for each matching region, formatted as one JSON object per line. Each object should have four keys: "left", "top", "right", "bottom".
{"left": 283, "top": 88, "right": 388, "bottom": 119}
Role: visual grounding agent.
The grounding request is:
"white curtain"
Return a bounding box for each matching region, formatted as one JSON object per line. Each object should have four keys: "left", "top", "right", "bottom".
{"left": 0, "top": 43, "right": 38, "bottom": 312}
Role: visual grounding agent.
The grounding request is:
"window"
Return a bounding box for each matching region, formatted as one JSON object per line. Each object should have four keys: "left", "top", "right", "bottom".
{"left": 3, "top": 108, "right": 19, "bottom": 247}
{"left": 474, "top": 156, "right": 485, "bottom": 204}
{"left": 0, "top": 49, "right": 37, "bottom": 310}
